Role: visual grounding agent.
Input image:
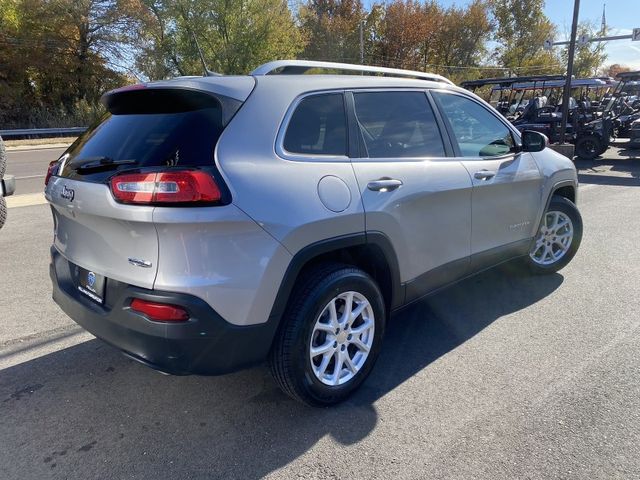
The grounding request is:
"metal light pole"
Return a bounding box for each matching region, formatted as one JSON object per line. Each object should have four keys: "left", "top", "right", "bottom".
{"left": 559, "top": 0, "right": 580, "bottom": 144}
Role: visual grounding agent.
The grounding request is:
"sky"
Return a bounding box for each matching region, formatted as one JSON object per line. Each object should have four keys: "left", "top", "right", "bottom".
{"left": 542, "top": 0, "right": 640, "bottom": 69}
{"left": 376, "top": 0, "right": 640, "bottom": 69}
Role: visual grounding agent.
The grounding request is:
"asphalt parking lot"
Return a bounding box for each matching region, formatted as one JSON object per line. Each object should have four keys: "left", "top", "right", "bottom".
{"left": 1, "top": 144, "right": 639, "bottom": 479}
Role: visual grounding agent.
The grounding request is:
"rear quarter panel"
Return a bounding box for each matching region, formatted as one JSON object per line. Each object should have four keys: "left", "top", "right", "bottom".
{"left": 152, "top": 204, "right": 291, "bottom": 327}
{"left": 214, "top": 79, "right": 365, "bottom": 255}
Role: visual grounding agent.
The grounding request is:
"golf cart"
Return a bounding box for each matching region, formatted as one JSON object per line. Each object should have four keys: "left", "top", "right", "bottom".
{"left": 461, "top": 75, "right": 611, "bottom": 159}
{"left": 601, "top": 71, "right": 640, "bottom": 143}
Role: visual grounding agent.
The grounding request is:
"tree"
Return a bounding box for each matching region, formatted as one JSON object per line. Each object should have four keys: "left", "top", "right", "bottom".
{"left": 369, "top": 0, "right": 493, "bottom": 80}
{"left": 298, "top": 0, "right": 365, "bottom": 63}
{"left": 372, "top": 0, "right": 434, "bottom": 69}
{"left": 0, "top": 0, "right": 140, "bottom": 127}
{"left": 599, "top": 63, "right": 631, "bottom": 78}
{"left": 491, "top": 0, "right": 562, "bottom": 75}
{"left": 136, "top": 0, "right": 304, "bottom": 79}
{"left": 430, "top": 0, "right": 494, "bottom": 79}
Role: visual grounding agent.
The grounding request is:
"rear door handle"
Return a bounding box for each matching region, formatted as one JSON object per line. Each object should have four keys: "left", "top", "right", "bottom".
{"left": 474, "top": 169, "right": 496, "bottom": 180}
{"left": 367, "top": 178, "right": 403, "bottom": 192}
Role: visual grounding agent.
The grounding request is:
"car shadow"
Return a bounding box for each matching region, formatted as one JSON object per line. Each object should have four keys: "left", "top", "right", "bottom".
{"left": 575, "top": 155, "right": 640, "bottom": 186}
{"left": 0, "top": 263, "right": 563, "bottom": 479}
{"left": 614, "top": 148, "right": 640, "bottom": 159}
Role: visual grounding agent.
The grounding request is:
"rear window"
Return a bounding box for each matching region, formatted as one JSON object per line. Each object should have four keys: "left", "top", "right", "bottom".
{"left": 59, "top": 109, "right": 222, "bottom": 181}
{"left": 283, "top": 93, "right": 347, "bottom": 156}
{"left": 58, "top": 91, "right": 226, "bottom": 182}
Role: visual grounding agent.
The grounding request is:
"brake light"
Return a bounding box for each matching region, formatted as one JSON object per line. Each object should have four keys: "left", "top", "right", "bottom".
{"left": 130, "top": 299, "right": 189, "bottom": 322}
{"left": 110, "top": 171, "right": 221, "bottom": 205}
{"left": 45, "top": 160, "right": 59, "bottom": 186}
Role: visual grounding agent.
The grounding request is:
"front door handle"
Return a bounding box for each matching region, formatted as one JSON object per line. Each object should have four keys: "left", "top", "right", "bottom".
{"left": 367, "top": 178, "right": 403, "bottom": 192}
{"left": 474, "top": 169, "right": 496, "bottom": 180}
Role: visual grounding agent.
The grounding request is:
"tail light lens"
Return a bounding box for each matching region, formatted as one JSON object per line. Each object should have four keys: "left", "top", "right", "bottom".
{"left": 130, "top": 299, "right": 189, "bottom": 322}
{"left": 110, "top": 171, "right": 221, "bottom": 205}
{"left": 45, "top": 160, "right": 59, "bottom": 186}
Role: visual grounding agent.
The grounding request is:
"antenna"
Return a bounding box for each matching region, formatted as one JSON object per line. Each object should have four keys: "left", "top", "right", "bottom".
{"left": 191, "top": 31, "right": 220, "bottom": 77}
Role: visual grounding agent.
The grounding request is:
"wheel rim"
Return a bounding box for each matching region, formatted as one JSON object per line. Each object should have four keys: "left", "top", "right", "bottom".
{"left": 309, "top": 291, "right": 375, "bottom": 386}
{"left": 529, "top": 210, "right": 574, "bottom": 266}
{"left": 581, "top": 139, "right": 597, "bottom": 155}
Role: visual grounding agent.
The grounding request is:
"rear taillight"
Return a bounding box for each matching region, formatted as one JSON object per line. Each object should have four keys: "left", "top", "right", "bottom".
{"left": 110, "top": 171, "right": 221, "bottom": 205}
{"left": 130, "top": 299, "right": 189, "bottom": 322}
{"left": 45, "top": 160, "right": 59, "bottom": 186}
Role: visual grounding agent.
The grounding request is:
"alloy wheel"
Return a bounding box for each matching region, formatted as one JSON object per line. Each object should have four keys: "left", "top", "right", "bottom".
{"left": 309, "top": 291, "right": 375, "bottom": 386}
{"left": 530, "top": 210, "right": 574, "bottom": 266}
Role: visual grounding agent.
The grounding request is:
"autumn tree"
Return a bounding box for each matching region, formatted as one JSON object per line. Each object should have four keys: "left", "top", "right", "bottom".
{"left": 599, "top": 63, "right": 631, "bottom": 78}
{"left": 0, "top": 0, "right": 141, "bottom": 127}
{"left": 370, "top": 0, "right": 492, "bottom": 80}
{"left": 431, "top": 0, "right": 493, "bottom": 79}
{"left": 372, "top": 0, "right": 430, "bottom": 69}
{"left": 298, "top": 0, "right": 365, "bottom": 63}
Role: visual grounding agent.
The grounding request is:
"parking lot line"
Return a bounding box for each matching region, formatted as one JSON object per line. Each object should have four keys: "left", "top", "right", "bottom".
{"left": 6, "top": 192, "right": 47, "bottom": 208}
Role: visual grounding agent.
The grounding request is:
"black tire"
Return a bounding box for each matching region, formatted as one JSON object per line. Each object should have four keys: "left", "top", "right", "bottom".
{"left": 0, "top": 196, "right": 6, "bottom": 230}
{"left": 269, "top": 263, "right": 386, "bottom": 406}
{"left": 524, "top": 196, "right": 583, "bottom": 275}
{"left": 574, "top": 135, "right": 601, "bottom": 160}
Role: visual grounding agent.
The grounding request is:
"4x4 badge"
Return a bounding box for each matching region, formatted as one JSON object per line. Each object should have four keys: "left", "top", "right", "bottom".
{"left": 61, "top": 185, "right": 75, "bottom": 202}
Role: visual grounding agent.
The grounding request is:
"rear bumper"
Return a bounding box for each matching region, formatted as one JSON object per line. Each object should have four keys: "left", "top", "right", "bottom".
{"left": 50, "top": 247, "right": 278, "bottom": 375}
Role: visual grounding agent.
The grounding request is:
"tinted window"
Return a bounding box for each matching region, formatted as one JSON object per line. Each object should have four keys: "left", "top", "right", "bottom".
{"left": 353, "top": 91, "right": 445, "bottom": 158}
{"left": 59, "top": 107, "right": 223, "bottom": 182}
{"left": 283, "top": 94, "right": 347, "bottom": 156}
{"left": 432, "top": 92, "right": 514, "bottom": 157}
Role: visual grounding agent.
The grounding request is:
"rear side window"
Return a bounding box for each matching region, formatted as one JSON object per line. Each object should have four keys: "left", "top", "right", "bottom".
{"left": 353, "top": 91, "right": 445, "bottom": 158}
{"left": 432, "top": 91, "right": 514, "bottom": 157}
{"left": 283, "top": 93, "right": 347, "bottom": 156}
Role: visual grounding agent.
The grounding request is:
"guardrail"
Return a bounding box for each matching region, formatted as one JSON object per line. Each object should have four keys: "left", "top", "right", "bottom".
{"left": 0, "top": 127, "right": 87, "bottom": 139}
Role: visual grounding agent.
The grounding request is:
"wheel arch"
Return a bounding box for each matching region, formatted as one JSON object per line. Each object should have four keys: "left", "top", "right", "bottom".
{"left": 267, "top": 232, "right": 403, "bottom": 332}
{"left": 534, "top": 179, "right": 578, "bottom": 233}
{"left": 551, "top": 182, "right": 577, "bottom": 204}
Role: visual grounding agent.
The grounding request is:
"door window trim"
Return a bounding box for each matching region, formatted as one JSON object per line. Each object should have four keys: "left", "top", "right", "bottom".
{"left": 275, "top": 90, "right": 350, "bottom": 162}
{"left": 429, "top": 89, "right": 522, "bottom": 160}
{"left": 347, "top": 88, "right": 453, "bottom": 162}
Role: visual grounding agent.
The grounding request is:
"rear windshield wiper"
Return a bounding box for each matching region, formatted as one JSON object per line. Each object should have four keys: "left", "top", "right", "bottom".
{"left": 70, "top": 156, "right": 136, "bottom": 172}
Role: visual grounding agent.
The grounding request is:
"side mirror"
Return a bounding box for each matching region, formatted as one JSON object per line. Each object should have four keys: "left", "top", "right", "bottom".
{"left": 521, "top": 130, "right": 549, "bottom": 152}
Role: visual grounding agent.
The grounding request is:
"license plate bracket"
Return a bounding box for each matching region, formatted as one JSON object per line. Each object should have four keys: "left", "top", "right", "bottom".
{"left": 77, "top": 267, "right": 106, "bottom": 304}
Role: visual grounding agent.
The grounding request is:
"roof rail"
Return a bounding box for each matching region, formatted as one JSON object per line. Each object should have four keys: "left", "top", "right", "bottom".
{"left": 251, "top": 60, "right": 454, "bottom": 85}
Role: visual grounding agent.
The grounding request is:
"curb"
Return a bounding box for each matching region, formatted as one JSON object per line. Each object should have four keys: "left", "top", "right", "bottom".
{"left": 6, "top": 143, "right": 71, "bottom": 152}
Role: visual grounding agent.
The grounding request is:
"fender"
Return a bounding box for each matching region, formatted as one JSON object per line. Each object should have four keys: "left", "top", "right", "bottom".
{"left": 533, "top": 179, "right": 578, "bottom": 239}
{"left": 546, "top": 179, "right": 578, "bottom": 210}
{"left": 267, "top": 232, "right": 404, "bottom": 327}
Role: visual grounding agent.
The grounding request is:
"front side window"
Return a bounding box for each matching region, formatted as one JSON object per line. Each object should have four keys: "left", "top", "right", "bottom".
{"left": 432, "top": 91, "right": 515, "bottom": 157}
{"left": 353, "top": 91, "right": 445, "bottom": 158}
{"left": 283, "top": 93, "right": 347, "bottom": 156}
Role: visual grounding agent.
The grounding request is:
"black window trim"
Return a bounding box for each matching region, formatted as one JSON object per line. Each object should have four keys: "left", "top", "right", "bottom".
{"left": 346, "top": 88, "right": 452, "bottom": 162}
{"left": 428, "top": 89, "right": 522, "bottom": 160}
{"left": 276, "top": 90, "right": 350, "bottom": 162}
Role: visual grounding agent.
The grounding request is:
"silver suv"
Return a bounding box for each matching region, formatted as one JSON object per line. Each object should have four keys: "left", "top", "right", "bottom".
{"left": 46, "top": 61, "right": 582, "bottom": 406}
